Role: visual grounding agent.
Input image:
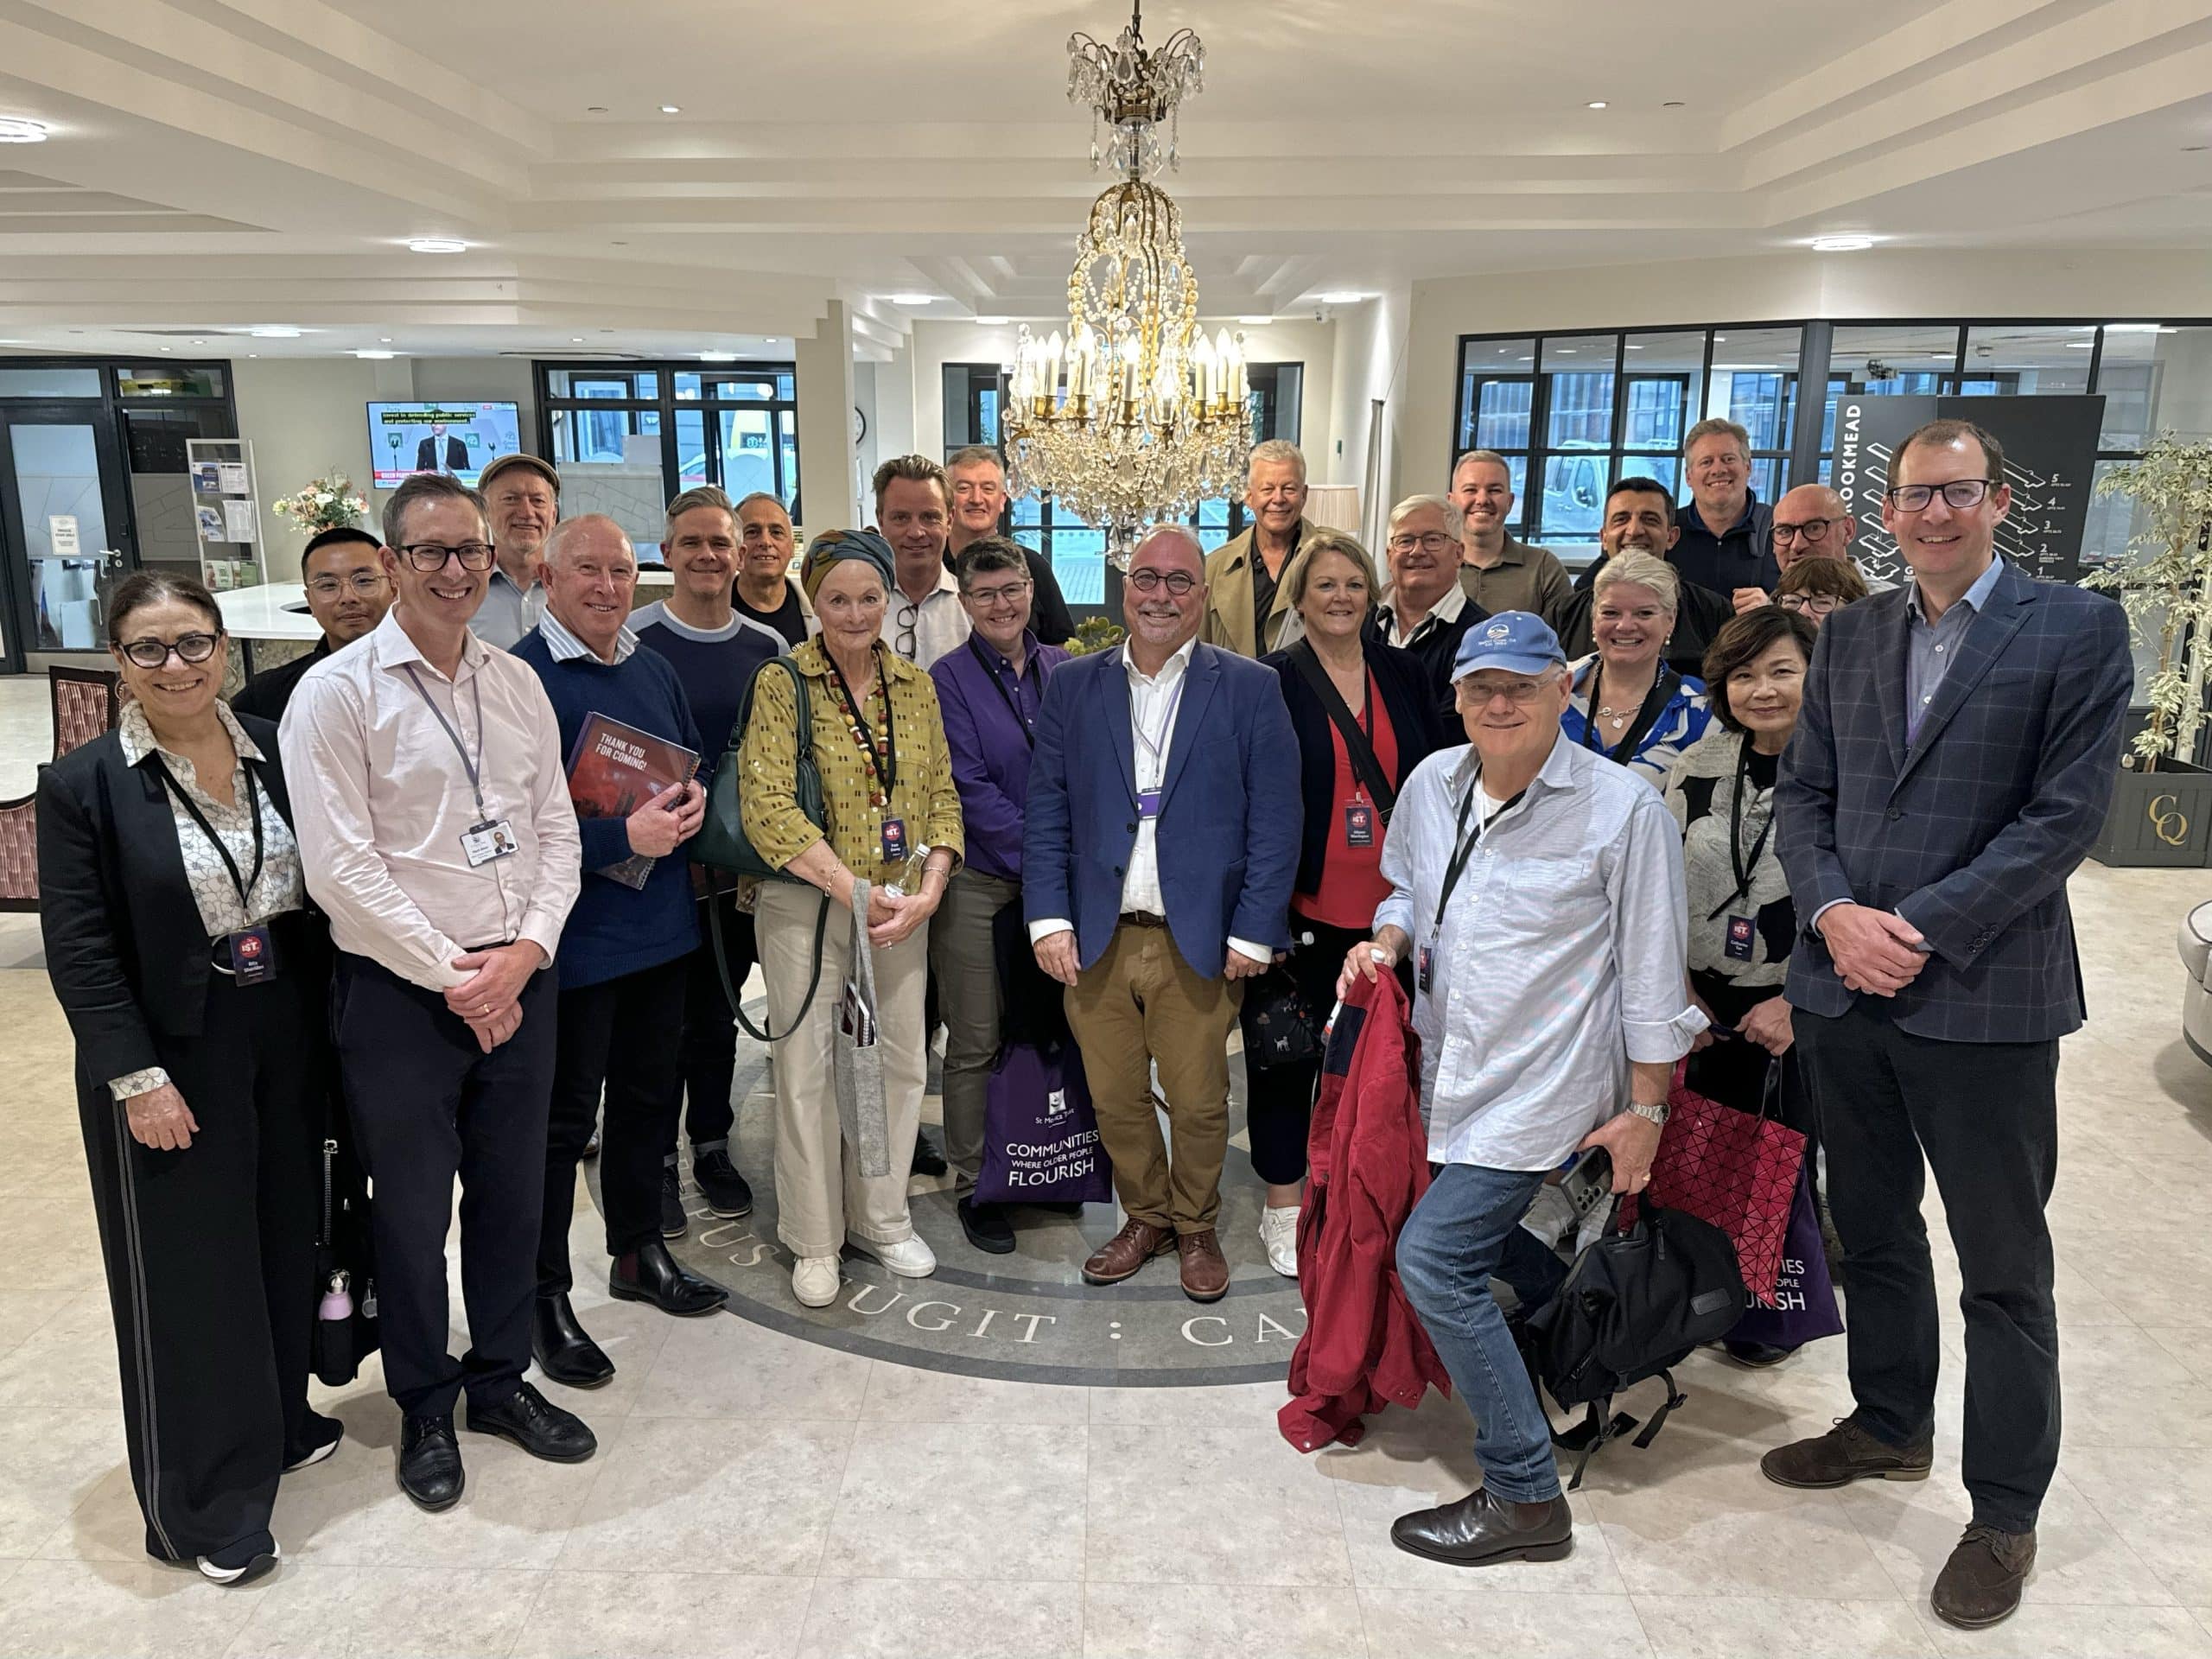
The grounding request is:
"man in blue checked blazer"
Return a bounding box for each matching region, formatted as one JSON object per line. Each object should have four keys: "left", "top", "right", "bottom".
{"left": 1767, "top": 418, "right": 2132, "bottom": 1632}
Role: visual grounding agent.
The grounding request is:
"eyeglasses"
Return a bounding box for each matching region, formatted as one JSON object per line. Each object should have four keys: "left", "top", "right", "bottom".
{"left": 1387, "top": 531, "right": 1458, "bottom": 555}
{"left": 894, "top": 599, "right": 919, "bottom": 659}
{"left": 120, "top": 632, "right": 221, "bottom": 669}
{"left": 1459, "top": 676, "right": 1554, "bottom": 705}
{"left": 1126, "top": 569, "right": 1196, "bottom": 596}
{"left": 1884, "top": 479, "right": 1996, "bottom": 512}
{"left": 1777, "top": 593, "right": 1841, "bottom": 616}
{"left": 305, "top": 572, "right": 391, "bottom": 599}
{"left": 399, "top": 542, "right": 496, "bottom": 571}
{"left": 965, "top": 580, "right": 1031, "bottom": 610}
{"left": 1771, "top": 516, "right": 1847, "bottom": 543}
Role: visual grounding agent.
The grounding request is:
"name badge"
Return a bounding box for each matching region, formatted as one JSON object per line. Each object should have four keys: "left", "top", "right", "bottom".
{"left": 880, "top": 817, "right": 908, "bottom": 861}
{"left": 461, "top": 818, "right": 519, "bottom": 868}
{"left": 226, "top": 924, "right": 276, "bottom": 985}
{"left": 1417, "top": 942, "right": 1434, "bottom": 995}
{"left": 1136, "top": 789, "right": 1163, "bottom": 820}
{"left": 1725, "top": 914, "right": 1757, "bottom": 962}
{"left": 1344, "top": 803, "right": 1375, "bottom": 848}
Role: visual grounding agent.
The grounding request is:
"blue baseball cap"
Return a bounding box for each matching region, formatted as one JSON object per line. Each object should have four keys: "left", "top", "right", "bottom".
{"left": 1452, "top": 611, "right": 1567, "bottom": 681}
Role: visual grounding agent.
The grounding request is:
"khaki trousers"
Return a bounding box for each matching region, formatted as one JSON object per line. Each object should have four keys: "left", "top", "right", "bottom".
{"left": 756, "top": 880, "right": 930, "bottom": 1258}
{"left": 1063, "top": 921, "right": 1242, "bottom": 1233}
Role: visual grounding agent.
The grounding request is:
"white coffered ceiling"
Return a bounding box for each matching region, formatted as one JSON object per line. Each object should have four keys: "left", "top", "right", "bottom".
{"left": 0, "top": 0, "right": 2207, "bottom": 360}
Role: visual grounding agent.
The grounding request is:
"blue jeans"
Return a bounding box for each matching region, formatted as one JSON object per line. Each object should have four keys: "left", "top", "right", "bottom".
{"left": 1397, "top": 1164, "right": 1560, "bottom": 1503}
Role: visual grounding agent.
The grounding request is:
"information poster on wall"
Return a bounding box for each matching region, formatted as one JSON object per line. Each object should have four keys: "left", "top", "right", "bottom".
{"left": 1830, "top": 393, "right": 2105, "bottom": 587}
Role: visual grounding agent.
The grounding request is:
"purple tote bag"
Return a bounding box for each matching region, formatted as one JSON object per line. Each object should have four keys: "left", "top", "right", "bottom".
{"left": 975, "top": 1042, "right": 1114, "bottom": 1206}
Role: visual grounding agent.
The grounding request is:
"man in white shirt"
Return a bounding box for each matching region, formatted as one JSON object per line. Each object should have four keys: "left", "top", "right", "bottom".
{"left": 282, "top": 471, "right": 590, "bottom": 1514}
{"left": 1024, "top": 525, "right": 1301, "bottom": 1301}
{"left": 873, "top": 454, "right": 969, "bottom": 669}
{"left": 1341, "top": 610, "right": 1703, "bottom": 1568}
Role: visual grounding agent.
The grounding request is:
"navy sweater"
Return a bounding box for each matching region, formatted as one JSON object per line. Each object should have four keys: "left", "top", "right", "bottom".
{"left": 512, "top": 629, "right": 702, "bottom": 991}
{"left": 630, "top": 601, "right": 787, "bottom": 780}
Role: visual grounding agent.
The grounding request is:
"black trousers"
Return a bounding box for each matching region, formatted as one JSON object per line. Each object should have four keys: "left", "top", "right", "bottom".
{"left": 332, "top": 950, "right": 556, "bottom": 1419}
{"left": 1237, "top": 918, "right": 1383, "bottom": 1186}
{"left": 673, "top": 889, "right": 753, "bottom": 1154}
{"left": 541, "top": 957, "right": 688, "bottom": 1296}
{"left": 1796, "top": 997, "right": 2062, "bottom": 1533}
{"left": 79, "top": 960, "right": 321, "bottom": 1560}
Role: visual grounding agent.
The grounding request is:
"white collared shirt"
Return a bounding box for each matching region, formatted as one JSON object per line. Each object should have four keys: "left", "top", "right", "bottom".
{"left": 1374, "top": 731, "right": 1706, "bottom": 1171}
{"left": 1030, "top": 635, "right": 1269, "bottom": 965}
{"left": 882, "top": 565, "right": 970, "bottom": 669}
{"left": 535, "top": 607, "right": 638, "bottom": 664}
{"left": 280, "top": 607, "right": 582, "bottom": 991}
{"left": 1381, "top": 578, "right": 1466, "bottom": 649}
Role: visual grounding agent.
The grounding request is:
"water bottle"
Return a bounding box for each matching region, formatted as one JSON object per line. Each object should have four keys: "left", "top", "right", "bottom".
{"left": 318, "top": 1269, "right": 353, "bottom": 1324}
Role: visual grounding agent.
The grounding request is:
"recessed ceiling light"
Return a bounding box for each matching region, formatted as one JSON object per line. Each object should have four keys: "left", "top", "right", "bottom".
{"left": 1586, "top": 100, "right": 1608, "bottom": 110}
{"left": 887, "top": 294, "right": 937, "bottom": 306}
{"left": 699, "top": 352, "right": 738, "bottom": 362}
{"left": 1317, "top": 291, "right": 1365, "bottom": 304}
{"left": 354, "top": 349, "right": 397, "bottom": 359}
{"left": 158, "top": 346, "right": 170, "bottom": 353}
{"left": 250, "top": 326, "right": 302, "bottom": 339}
{"left": 763, "top": 337, "right": 779, "bottom": 345}
{"left": 976, "top": 315, "right": 1010, "bottom": 327}
{"left": 659, "top": 104, "right": 680, "bottom": 114}
{"left": 407, "top": 238, "right": 467, "bottom": 254}
{"left": 248, "top": 353, "right": 257, "bottom": 359}
{"left": 0, "top": 117, "right": 50, "bottom": 143}
{"left": 1810, "top": 234, "right": 1875, "bottom": 252}
{"left": 570, "top": 337, "right": 584, "bottom": 343}
{"left": 378, "top": 337, "right": 392, "bottom": 343}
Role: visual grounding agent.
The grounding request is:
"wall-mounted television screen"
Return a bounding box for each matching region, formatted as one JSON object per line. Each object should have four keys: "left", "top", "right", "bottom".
{"left": 368, "top": 401, "right": 523, "bottom": 488}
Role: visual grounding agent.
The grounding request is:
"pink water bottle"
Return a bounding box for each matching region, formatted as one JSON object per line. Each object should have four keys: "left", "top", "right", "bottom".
{"left": 319, "top": 1270, "right": 353, "bottom": 1323}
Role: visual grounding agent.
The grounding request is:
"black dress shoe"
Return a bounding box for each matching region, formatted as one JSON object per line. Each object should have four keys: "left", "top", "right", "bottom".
{"left": 910, "top": 1130, "right": 949, "bottom": 1178}
{"left": 1391, "top": 1488, "right": 1574, "bottom": 1567}
{"left": 610, "top": 1236, "right": 728, "bottom": 1317}
{"left": 660, "top": 1163, "right": 687, "bottom": 1238}
{"left": 397, "top": 1414, "right": 465, "bottom": 1510}
{"left": 466, "top": 1381, "right": 596, "bottom": 1463}
{"left": 693, "top": 1146, "right": 753, "bottom": 1217}
{"left": 958, "top": 1197, "right": 1016, "bottom": 1255}
{"left": 532, "top": 1292, "right": 615, "bottom": 1388}
{"left": 1722, "top": 1338, "right": 1796, "bottom": 1369}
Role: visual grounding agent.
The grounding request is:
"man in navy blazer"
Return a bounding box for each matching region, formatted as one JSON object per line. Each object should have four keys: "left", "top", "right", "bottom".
{"left": 1767, "top": 418, "right": 2131, "bottom": 1631}
{"left": 1026, "top": 524, "right": 1301, "bottom": 1302}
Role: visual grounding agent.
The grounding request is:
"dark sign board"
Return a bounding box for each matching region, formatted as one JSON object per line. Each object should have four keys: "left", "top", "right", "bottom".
{"left": 1828, "top": 394, "right": 2105, "bottom": 586}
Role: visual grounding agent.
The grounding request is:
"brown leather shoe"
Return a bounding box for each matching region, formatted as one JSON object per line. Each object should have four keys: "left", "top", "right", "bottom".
{"left": 1760, "top": 1417, "right": 1932, "bottom": 1489}
{"left": 1931, "top": 1524, "right": 2035, "bottom": 1629}
{"left": 1177, "top": 1228, "right": 1230, "bottom": 1302}
{"left": 1081, "top": 1218, "right": 1176, "bottom": 1286}
{"left": 1391, "top": 1488, "right": 1573, "bottom": 1567}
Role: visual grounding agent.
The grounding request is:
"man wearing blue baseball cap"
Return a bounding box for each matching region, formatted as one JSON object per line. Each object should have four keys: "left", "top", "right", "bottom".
{"left": 1339, "top": 610, "right": 1706, "bottom": 1567}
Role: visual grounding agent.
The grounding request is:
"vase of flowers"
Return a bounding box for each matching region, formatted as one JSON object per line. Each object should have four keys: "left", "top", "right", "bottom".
{"left": 271, "top": 473, "right": 371, "bottom": 536}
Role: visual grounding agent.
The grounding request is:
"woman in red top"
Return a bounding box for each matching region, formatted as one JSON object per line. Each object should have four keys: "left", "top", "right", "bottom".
{"left": 1250, "top": 530, "right": 1447, "bottom": 1274}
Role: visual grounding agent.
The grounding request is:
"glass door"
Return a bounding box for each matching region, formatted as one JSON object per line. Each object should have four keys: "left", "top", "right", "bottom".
{"left": 0, "top": 405, "right": 133, "bottom": 671}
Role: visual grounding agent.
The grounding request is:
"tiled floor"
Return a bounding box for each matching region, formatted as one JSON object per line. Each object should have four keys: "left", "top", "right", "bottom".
{"left": 4, "top": 675, "right": 2212, "bottom": 1655}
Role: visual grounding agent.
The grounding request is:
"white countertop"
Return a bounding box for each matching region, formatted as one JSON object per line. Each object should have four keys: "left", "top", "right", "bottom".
{"left": 214, "top": 572, "right": 674, "bottom": 641}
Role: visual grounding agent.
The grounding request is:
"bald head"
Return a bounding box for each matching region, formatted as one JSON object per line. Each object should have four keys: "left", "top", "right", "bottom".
{"left": 1771, "top": 483, "right": 1855, "bottom": 572}
{"left": 539, "top": 514, "right": 638, "bottom": 662}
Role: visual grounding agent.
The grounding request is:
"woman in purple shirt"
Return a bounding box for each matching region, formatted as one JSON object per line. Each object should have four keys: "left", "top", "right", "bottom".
{"left": 927, "top": 537, "right": 1072, "bottom": 1254}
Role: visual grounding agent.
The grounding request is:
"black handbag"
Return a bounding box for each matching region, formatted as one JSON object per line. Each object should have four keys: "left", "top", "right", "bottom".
{"left": 310, "top": 1122, "right": 380, "bottom": 1388}
{"left": 1245, "top": 960, "right": 1321, "bottom": 1069}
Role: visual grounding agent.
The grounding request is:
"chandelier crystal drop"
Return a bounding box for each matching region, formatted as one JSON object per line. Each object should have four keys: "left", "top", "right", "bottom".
{"left": 1003, "top": 3, "right": 1249, "bottom": 570}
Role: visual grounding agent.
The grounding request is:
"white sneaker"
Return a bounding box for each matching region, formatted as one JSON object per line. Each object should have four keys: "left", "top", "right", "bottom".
{"left": 1260, "top": 1205, "right": 1300, "bottom": 1278}
{"left": 791, "top": 1255, "right": 842, "bottom": 1307}
{"left": 848, "top": 1233, "right": 938, "bottom": 1278}
{"left": 197, "top": 1540, "right": 280, "bottom": 1586}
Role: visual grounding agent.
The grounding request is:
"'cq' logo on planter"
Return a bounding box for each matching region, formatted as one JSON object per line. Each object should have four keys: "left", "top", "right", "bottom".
{"left": 2150, "top": 792, "right": 2190, "bottom": 847}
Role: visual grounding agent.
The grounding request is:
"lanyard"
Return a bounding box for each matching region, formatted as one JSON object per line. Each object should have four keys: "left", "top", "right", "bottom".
{"left": 402, "top": 664, "right": 491, "bottom": 822}
{"left": 969, "top": 634, "right": 1039, "bottom": 750}
{"left": 1708, "top": 736, "right": 1779, "bottom": 919}
{"left": 829, "top": 646, "right": 898, "bottom": 799}
{"left": 1579, "top": 660, "right": 1677, "bottom": 762}
{"left": 1433, "top": 767, "right": 1527, "bottom": 933}
{"left": 1133, "top": 665, "right": 1188, "bottom": 784}
{"left": 150, "top": 754, "right": 265, "bottom": 914}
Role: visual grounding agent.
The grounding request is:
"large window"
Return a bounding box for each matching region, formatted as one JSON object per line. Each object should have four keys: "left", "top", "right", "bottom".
{"left": 537, "top": 362, "right": 800, "bottom": 519}
{"left": 945, "top": 359, "right": 1303, "bottom": 613}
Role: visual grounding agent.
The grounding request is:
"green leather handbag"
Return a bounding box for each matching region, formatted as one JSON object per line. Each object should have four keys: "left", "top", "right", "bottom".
{"left": 696, "top": 654, "right": 823, "bottom": 880}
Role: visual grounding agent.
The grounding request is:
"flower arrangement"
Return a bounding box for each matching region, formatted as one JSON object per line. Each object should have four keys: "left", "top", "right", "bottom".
{"left": 270, "top": 473, "right": 370, "bottom": 536}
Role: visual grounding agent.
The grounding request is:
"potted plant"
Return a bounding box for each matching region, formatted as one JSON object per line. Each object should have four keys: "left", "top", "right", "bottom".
{"left": 2081, "top": 433, "right": 2212, "bottom": 868}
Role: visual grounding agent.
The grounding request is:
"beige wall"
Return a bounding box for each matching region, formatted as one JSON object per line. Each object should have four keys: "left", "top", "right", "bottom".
{"left": 1395, "top": 246, "right": 2212, "bottom": 506}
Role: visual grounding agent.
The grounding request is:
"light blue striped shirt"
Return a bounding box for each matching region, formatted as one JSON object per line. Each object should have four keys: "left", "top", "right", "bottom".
{"left": 1375, "top": 731, "right": 1707, "bottom": 1171}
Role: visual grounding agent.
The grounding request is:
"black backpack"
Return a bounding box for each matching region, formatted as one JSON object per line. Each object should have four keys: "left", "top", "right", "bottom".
{"left": 1522, "top": 1202, "right": 1747, "bottom": 1489}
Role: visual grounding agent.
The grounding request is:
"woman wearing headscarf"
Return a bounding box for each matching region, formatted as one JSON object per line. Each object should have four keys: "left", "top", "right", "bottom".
{"left": 737, "top": 529, "right": 964, "bottom": 1307}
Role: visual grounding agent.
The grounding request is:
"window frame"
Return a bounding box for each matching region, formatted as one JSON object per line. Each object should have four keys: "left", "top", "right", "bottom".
{"left": 535, "top": 359, "right": 800, "bottom": 513}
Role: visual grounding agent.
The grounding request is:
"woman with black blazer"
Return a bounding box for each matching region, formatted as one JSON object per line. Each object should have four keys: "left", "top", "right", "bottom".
{"left": 1249, "top": 530, "right": 1446, "bottom": 1276}
{"left": 38, "top": 571, "right": 334, "bottom": 1587}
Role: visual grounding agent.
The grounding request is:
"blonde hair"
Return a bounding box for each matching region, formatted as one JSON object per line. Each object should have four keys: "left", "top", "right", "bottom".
{"left": 1281, "top": 528, "right": 1381, "bottom": 613}
{"left": 1591, "top": 549, "right": 1680, "bottom": 613}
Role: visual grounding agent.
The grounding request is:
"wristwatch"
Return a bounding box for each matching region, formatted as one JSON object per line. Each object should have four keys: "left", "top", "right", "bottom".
{"left": 1626, "top": 1097, "right": 1670, "bottom": 1128}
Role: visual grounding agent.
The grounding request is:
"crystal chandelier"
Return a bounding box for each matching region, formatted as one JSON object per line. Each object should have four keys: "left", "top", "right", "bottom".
{"left": 1002, "top": 3, "right": 1250, "bottom": 570}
